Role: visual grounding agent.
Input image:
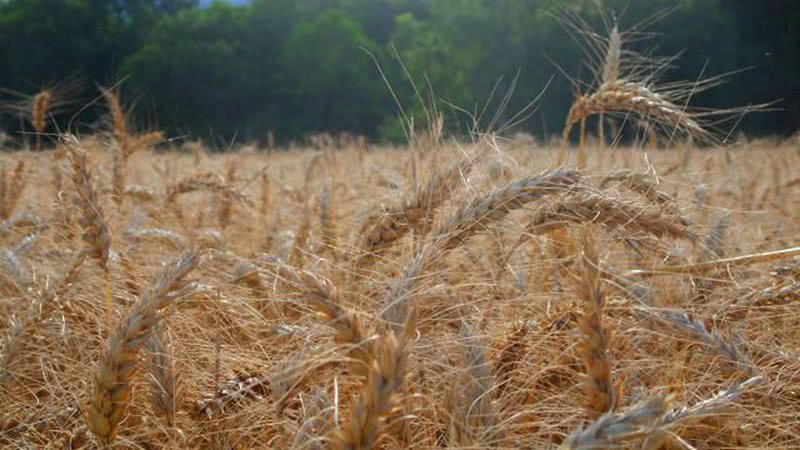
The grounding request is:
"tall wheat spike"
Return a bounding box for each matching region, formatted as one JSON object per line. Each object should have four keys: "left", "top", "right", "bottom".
{"left": 576, "top": 231, "right": 615, "bottom": 418}
{"left": 62, "top": 135, "right": 111, "bottom": 270}
{"left": 147, "top": 323, "right": 182, "bottom": 427}
{"left": 331, "top": 314, "right": 414, "bottom": 450}
{"left": 556, "top": 16, "right": 739, "bottom": 168}
{"left": 87, "top": 251, "right": 199, "bottom": 446}
{"left": 31, "top": 90, "right": 51, "bottom": 152}
{"left": 102, "top": 87, "right": 163, "bottom": 205}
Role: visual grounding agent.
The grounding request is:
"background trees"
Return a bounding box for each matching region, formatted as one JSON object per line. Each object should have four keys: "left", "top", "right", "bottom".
{"left": 0, "top": 0, "right": 797, "bottom": 144}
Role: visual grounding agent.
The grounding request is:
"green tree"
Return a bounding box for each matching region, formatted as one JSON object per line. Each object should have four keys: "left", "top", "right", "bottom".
{"left": 281, "top": 10, "right": 386, "bottom": 135}
{"left": 120, "top": 3, "right": 257, "bottom": 140}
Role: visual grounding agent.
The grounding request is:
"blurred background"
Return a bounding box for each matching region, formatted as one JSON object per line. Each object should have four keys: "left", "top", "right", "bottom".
{"left": 0, "top": 0, "right": 797, "bottom": 145}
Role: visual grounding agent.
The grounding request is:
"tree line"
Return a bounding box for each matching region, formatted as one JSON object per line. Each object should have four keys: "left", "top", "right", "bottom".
{"left": 0, "top": 0, "right": 797, "bottom": 145}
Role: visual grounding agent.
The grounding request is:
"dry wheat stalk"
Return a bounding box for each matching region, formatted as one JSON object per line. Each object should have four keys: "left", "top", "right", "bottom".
{"left": 320, "top": 178, "right": 338, "bottom": 261}
{"left": 123, "top": 184, "right": 158, "bottom": 202}
{"left": 456, "top": 321, "right": 501, "bottom": 445}
{"left": 31, "top": 90, "right": 51, "bottom": 151}
{"left": 101, "top": 89, "right": 161, "bottom": 155}
{"left": 193, "top": 371, "right": 269, "bottom": 419}
{"left": 560, "top": 396, "right": 668, "bottom": 450}
{"left": 0, "top": 213, "right": 41, "bottom": 237}
{"left": 701, "top": 211, "right": 731, "bottom": 260}
{"left": 331, "top": 316, "right": 414, "bottom": 450}
{"left": 166, "top": 172, "right": 254, "bottom": 208}
{"left": 601, "top": 25, "right": 621, "bottom": 86}
{"left": 62, "top": 135, "right": 112, "bottom": 270}
{"left": 561, "top": 80, "right": 706, "bottom": 168}
{"left": 127, "top": 131, "right": 163, "bottom": 154}
{"left": 271, "top": 261, "right": 373, "bottom": 376}
{"left": 576, "top": 231, "right": 615, "bottom": 419}
{"left": 218, "top": 161, "right": 236, "bottom": 229}
{"left": 494, "top": 322, "right": 529, "bottom": 398}
{"left": 356, "top": 151, "right": 481, "bottom": 266}
{"left": 288, "top": 200, "right": 312, "bottom": 268}
{"left": 555, "top": 16, "right": 739, "bottom": 168}
{"left": 627, "top": 246, "right": 800, "bottom": 277}
{"left": 658, "top": 310, "right": 756, "bottom": 376}
{"left": 0, "top": 160, "right": 26, "bottom": 220}
{"left": 146, "top": 323, "right": 182, "bottom": 426}
{"left": 600, "top": 169, "right": 674, "bottom": 206}
{"left": 261, "top": 171, "right": 272, "bottom": 219}
{"left": 382, "top": 169, "right": 579, "bottom": 329}
{"left": 102, "top": 88, "right": 130, "bottom": 151}
{"left": 0, "top": 246, "right": 29, "bottom": 292}
{"left": 125, "top": 227, "right": 189, "bottom": 251}
{"left": 0, "top": 251, "right": 86, "bottom": 382}
{"left": 290, "top": 387, "right": 332, "bottom": 450}
{"left": 640, "top": 376, "right": 763, "bottom": 450}
{"left": 527, "top": 188, "right": 695, "bottom": 242}
{"left": 87, "top": 250, "right": 199, "bottom": 445}
{"left": 433, "top": 169, "right": 580, "bottom": 252}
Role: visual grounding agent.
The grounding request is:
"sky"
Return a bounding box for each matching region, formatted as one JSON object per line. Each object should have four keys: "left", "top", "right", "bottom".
{"left": 199, "top": 0, "right": 250, "bottom": 6}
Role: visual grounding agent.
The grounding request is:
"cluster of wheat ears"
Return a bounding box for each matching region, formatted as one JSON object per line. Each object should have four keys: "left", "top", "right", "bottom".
{"left": 1, "top": 16, "right": 799, "bottom": 450}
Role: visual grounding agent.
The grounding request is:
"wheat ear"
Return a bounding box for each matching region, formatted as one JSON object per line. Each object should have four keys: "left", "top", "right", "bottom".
{"left": 87, "top": 251, "right": 199, "bottom": 445}
{"left": 0, "top": 160, "right": 26, "bottom": 220}
{"left": 356, "top": 151, "right": 480, "bottom": 266}
{"left": 288, "top": 201, "right": 312, "bottom": 268}
{"left": 577, "top": 231, "right": 615, "bottom": 419}
{"left": 147, "top": 323, "right": 182, "bottom": 427}
{"left": 320, "top": 178, "right": 338, "bottom": 261}
{"left": 331, "top": 316, "right": 414, "bottom": 450}
{"left": 527, "top": 188, "right": 696, "bottom": 242}
{"left": 382, "top": 169, "right": 579, "bottom": 329}
{"left": 560, "top": 396, "right": 667, "bottom": 450}
{"left": 62, "top": 135, "right": 111, "bottom": 270}
{"left": 272, "top": 262, "right": 372, "bottom": 376}
{"left": 31, "top": 90, "right": 51, "bottom": 151}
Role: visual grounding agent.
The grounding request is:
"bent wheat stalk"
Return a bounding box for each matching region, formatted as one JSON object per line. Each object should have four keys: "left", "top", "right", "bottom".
{"left": 87, "top": 251, "right": 199, "bottom": 446}
{"left": 382, "top": 169, "right": 579, "bottom": 329}
{"left": 627, "top": 246, "right": 800, "bottom": 277}
{"left": 356, "top": 150, "right": 481, "bottom": 266}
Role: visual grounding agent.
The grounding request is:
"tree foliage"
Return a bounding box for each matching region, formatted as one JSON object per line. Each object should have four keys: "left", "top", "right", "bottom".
{"left": 0, "top": 0, "right": 797, "bottom": 143}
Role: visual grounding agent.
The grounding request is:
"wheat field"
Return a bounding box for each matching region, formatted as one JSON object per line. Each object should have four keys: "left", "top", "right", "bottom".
{"left": 0, "top": 128, "right": 798, "bottom": 449}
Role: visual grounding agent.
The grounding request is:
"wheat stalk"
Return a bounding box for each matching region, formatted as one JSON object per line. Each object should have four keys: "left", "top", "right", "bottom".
{"left": 561, "top": 396, "right": 667, "bottom": 450}
{"left": 271, "top": 261, "right": 373, "bottom": 376}
{"left": 0, "top": 251, "right": 86, "bottom": 382}
{"left": 526, "top": 188, "right": 695, "bottom": 242}
{"left": 87, "top": 250, "right": 199, "bottom": 445}
{"left": 382, "top": 169, "right": 579, "bottom": 329}
{"left": 166, "top": 172, "right": 253, "bottom": 208}
{"left": 0, "top": 160, "right": 26, "bottom": 220}
{"left": 146, "top": 323, "right": 182, "bottom": 427}
{"left": 576, "top": 231, "right": 615, "bottom": 419}
{"left": 320, "top": 178, "right": 338, "bottom": 261}
{"left": 288, "top": 201, "right": 312, "bottom": 268}
{"left": 62, "top": 135, "right": 112, "bottom": 270}
{"left": 31, "top": 90, "right": 51, "bottom": 151}
{"left": 456, "top": 321, "right": 501, "bottom": 445}
{"left": 331, "top": 315, "right": 414, "bottom": 450}
{"left": 356, "top": 151, "right": 481, "bottom": 266}
{"left": 627, "top": 246, "right": 800, "bottom": 277}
